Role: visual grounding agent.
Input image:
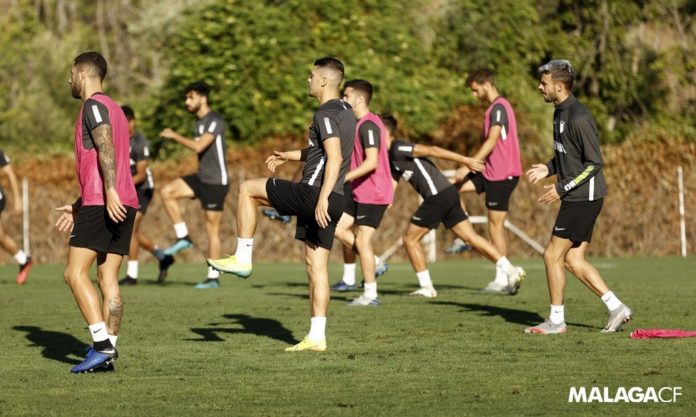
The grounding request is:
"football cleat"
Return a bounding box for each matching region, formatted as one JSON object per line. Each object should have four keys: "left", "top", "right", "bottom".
{"left": 157, "top": 255, "right": 175, "bottom": 283}
{"left": 331, "top": 280, "right": 357, "bottom": 292}
{"left": 207, "top": 256, "right": 252, "bottom": 278}
{"left": 348, "top": 294, "right": 380, "bottom": 306}
{"left": 71, "top": 348, "right": 117, "bottom": 373}
{"left": 506, "top": 266, "right": 526, "bottom": 295}
{"left": 410, "top": 286, "right": 438, "bottom": 298}
{"left": 285, "top": 337, "right": 326, "bottom": 352}
{"left": 601, "top": 304, "right": 632, "bottom": 333}
{"left": 163, "top": 237, "right": 194, "bottom": 256}
{"left": 375, "top": 260, "right": 389, "bottom": 277}
{"left": 481, "top": 281, "right": 516, "bottom": 295}
{"left": 262, "top": 208, "right": 292, "bottom": 224}
{"left": 16, "top": 257, "right": 33, "bottom": 285}
{"left": 194, "top": 279, "right": 220, "bottom": 289}
{"left": 118, "top": 276, "right": 138, "bottom": 286}
{"left": 445, "top": 239, "right": 472, "bottom": 254}
{"left": 524, "top": 320, "right": 567, "bottom": 334}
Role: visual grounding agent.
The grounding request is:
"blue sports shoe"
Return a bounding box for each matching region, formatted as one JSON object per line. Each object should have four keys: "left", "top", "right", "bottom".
{"left": 71, "top": 348, "right": 117, "bottom": 373}
{"left": 331, "top": 280, "right": 357, "bottom": 292}
{"left": 194, "top": 279, "right": 220, "bottom": 289}
{"left": 262, "top": 208, "right": 292, "bottom": 224}
{"left": 163, "top": 238, "right": 194, "bottom": 256}
{"left": 445, "top": 239, "right": 472, "bottom": 254}
{"left": 375, "top": 261, "right": 389, "bottom": 277}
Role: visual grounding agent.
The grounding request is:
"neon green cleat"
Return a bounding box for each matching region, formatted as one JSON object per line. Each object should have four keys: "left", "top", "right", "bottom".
{"left": 207, "top": 256, "right": 252, "bottom": 279}
{"left": 284, "top": 337, "right": 327, "bottom": 352}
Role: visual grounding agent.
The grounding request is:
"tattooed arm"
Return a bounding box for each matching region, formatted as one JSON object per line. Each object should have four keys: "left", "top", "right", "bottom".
{"left": 92, "top": 124, "right": 127, "bottom": 222}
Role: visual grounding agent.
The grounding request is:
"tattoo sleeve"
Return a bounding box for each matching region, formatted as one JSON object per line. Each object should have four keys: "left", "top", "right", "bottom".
{"left": 92, "top": 124, "right": 117, "bottom": 190}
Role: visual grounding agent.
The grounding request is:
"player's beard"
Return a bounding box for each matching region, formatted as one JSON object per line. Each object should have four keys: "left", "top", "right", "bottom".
{"left": 71, "top": 83, "right": 82, "bottom": 99}
{"left": 186, "top": 103, "right": 200, "bottom": 113}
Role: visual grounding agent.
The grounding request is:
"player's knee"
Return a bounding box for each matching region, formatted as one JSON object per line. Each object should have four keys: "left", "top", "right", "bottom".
{"left": 543, "top": 247, "right": 562, "bottom": 265}
{"left": 63, "top": 267, "right": 80, "bottom": 286}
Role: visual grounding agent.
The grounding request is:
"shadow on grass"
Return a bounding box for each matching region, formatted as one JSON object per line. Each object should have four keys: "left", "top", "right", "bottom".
{"left": 187, "top": 313, "right": 299, "bottom": 344}
{"left": 430, "top": 302, "right": 598, "bottom": 329}
{"left": 13, "top": 326, "right": 88, "bottom": 365}
{"left": 430, "top": 302, "right": 545, "bottom": 326}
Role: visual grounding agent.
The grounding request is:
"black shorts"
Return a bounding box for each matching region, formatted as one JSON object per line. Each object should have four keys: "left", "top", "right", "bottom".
{"left": 70, "top": 205, "right": 137, "bottom": 255}
{"left": 136, "top": 187, "right": 154, "bottom": 214}
{"left": 552, "top": 199, "right": 604, "bottom": 245}
{"left": 266, "top": 178, "right": 344, "bottom": 250}
{"left": 411, "top": 185, "right": 468, "bottom": 230}
{"left": 343, "top": 182, "right": 354, "bottom": 213}
{"left": 182, "top": 174, "right": 229, "bottom": 211}
{"left": 468, "top": 173, "right": 519, "bottom": 211}
{"left": 342, "top": 182, "right": 388, "bottom": 228}
{"left": 0, "top": 187, "right": 5, "bottom": 213}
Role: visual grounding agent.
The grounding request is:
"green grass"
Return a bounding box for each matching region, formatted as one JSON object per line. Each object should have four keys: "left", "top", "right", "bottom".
{"left": 1, "top": 257, "right": 695, "bottom": 417}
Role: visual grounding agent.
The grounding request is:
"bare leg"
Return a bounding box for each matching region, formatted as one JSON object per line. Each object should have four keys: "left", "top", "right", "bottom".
{"left": 204, "top": 210, "right": 223, "bottom": 258}
{"left": 63, "top": 247, "right": 102, "bottom": 325}
{"left": 160, "top": 178, "right": 195, "bottom": 225}
{"left": 127, "top": 212, "right": 144, "bottom": 260}
{"left": 237, "top": 178, "right": 271, "bottom": 238}
{"left": 487, "top": 210, "right": 508, "bottom": 256}
{"left": 355, "top": 225, "right": 377, "bottom": 285}
{"left": 137, "top": 231, "right": 156, "bottom": 253}
{"left": 402, "top": 223, "right": 430, "bottom": 272}
{"left": 333, "top": 213, "right": 356, "bottom": 250}
{"left": 96, "top": 253, "right": 124, "bottom": 336}
{"left": 450, "top": 220, "right": 501, "bottom": 263}
{"left": 342, "top": 244, "right": 356, "bottom": 264}
{"left": 0, "top": 221, "right": 20, "bottom": 256}
{"left": 543, "top": 236, "right": 575, "bottom": 305}
{"left": 564, "top": 242, "right": 610, "bottom": 297}
{"left": 304, "top": 243, "right": 331, "bottom": 317}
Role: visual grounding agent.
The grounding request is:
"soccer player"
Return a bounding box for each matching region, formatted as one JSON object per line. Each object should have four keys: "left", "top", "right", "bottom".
{"left": 208, "top": 57, "right": 356, "bottom": 352}
{"left": 118, "top": 105, "right": 174, "bottom": 286}
{"left": 56, "top": 51, "right": 138, "bottom": 373}
{"left": 384, "top": 115, "right": 525, "bottom": 298}
{"left": 333, "top": 79, "right": 393, "bottom": 305}
{"left": 453, "top": 68, "right": 523, "bottom": 294}
{"left": 525, "top": 59, "right": 632, "bottom": 334}
{"left": 0, "top": 150, "right": 32, "bottom": 285}
{"left": 159, "top": 81, "right": 229, "bottom": 289}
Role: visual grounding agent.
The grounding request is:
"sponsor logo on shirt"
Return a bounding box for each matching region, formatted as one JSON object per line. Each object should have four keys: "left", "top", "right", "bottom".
{"left": 403, "top": 170, "right": 414, "bottom": 181}
{"left": 554, "top": 141, "right": 567, "bottom": 154}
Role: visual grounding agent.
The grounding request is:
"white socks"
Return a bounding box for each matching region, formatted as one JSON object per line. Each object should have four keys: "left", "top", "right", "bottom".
{"left": 342, "top": 263, "right": 356, "bottom": 285}
{"left": 207, "top": 266, "right": 220, "bottom": 279}
{"left": 496, "top": 256, "right": 515, "bottom": 276}
{"left": 307, "top": 316, "right": 326, "bottom": 341}
{"left": 364, "top": 282, "right": 378, "bottom": 299}
{"left": 550, "top": 305, "right": 565, "bottom": 324}
{"left": 416, "top": 270, "right": 433, "bottom": 288}
{"left": 127, "top": 260, "right": 138, "bottom": 279}
{"left": 88, "top": 322, "right": 109, "bottom": 343}
{"left": 173, "top": 222, "right": 189, "bottom": 239}
{"left": 493, "top": 264, "right": 508, "bottom": 286}
{"left": 235, "top": 238, "right": 254, "bottom": 264}
{"left": 109, "top": 334, "right": 118, "bottom": 347}
{"left": 14, "top": 250, "right": 28, "bottom": 265}
{"left": 601, "top": 291, "right": 622, "bottom": 311}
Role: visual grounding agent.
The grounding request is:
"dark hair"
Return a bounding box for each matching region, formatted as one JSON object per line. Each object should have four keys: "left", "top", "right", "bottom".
{"left": 185, "top": 81, "right": 211, "bottom": 97}
{"left": 344, "top": 79, "right": 373, "bottom": 104}
{"left": 73, "top": 52, "right": 107, "bottom": 81}
{"left": 538, "top": 59, "right": 574, "bottom": 90}
{"left": 314, "top": 56, "right": 344, "bottom": 78}
{"left": 121, "top": 105, "right": 135, "bottom": 120}
{"left": 465, "top": 68, "right": 495, "bottom": 87}
{"left": 380, "top": 113, "right": 398, "bottom": 134}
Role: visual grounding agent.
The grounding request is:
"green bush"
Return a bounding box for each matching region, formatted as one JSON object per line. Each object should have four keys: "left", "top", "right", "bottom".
{"left": 147, "top": 0, "right": 463, "bottom": 147}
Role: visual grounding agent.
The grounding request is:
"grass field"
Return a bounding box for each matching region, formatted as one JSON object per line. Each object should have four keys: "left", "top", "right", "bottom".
{"left": 1, "top": 256, "right": 694, "bottom": 417}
